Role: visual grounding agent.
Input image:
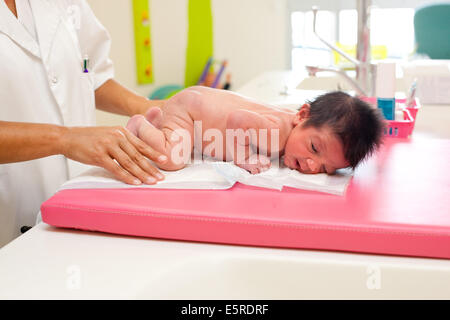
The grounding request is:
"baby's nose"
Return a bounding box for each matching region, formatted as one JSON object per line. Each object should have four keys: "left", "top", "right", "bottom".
{"left": 306, "top": 158, "right": 319, "bottom": 173}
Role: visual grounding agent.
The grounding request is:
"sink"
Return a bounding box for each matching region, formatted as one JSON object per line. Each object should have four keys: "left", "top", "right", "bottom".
{"left": 297, "top": 73, "right": 355, "bottom": 91}
{"left": 135, "top": 255, "right": 450, "bottom": 299}
{"left": 297, "top": 73, "right": 407, "bottom": 93}
{"left": 1, "top": 223, "right": 449, "bottom": 299}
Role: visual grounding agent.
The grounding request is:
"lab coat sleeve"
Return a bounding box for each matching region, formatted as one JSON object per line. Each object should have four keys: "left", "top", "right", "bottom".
{"left": 75, "top": 0, "right": 114, "bottom": 90}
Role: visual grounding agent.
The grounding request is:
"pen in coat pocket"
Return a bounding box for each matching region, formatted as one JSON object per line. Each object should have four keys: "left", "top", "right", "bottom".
{"left": 83, "top": 54, "right": 89, "bottom": 73}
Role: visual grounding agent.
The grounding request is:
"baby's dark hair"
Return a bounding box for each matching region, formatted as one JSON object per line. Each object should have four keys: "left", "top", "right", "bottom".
{"left": 302, "top": 91, "right": 385, "bottom": 169}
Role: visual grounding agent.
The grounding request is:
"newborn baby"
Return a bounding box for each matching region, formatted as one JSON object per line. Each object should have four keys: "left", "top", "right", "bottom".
{"left": 127, "top": 86, "right": 384, "bottom": 174}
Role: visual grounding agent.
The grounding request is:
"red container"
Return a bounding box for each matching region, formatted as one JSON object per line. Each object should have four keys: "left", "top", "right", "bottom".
{"left": 362, "top": 97, "right": 421, "bottom": 138}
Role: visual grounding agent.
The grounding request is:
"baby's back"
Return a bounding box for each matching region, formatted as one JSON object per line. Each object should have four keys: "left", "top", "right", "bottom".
{"left": 173, "top": 86, "right": 286, "bottom": 133}
{"left": 158, "top": 86, "right": 293, "bottom": 160}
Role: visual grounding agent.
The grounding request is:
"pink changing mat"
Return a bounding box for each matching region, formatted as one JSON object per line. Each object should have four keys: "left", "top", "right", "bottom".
{"left": 41, "top": 137, "right": 450, "bottom": 259}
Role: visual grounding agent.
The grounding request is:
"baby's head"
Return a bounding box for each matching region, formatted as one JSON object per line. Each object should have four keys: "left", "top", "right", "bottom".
{"left": 284, "top": 91, "right": 385, "bottom": 174}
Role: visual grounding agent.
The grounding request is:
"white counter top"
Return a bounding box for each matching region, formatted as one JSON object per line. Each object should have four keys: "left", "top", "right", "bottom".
{"left": 1, "top": 70, "right": 449, "bottom": 299}
{"left": 1, "top": 223, "right": 449, "bottom": 299}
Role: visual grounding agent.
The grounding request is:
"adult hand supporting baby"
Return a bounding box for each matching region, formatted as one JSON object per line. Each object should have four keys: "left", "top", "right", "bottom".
{"left": 60, "top": 126, "right": 168, "bottom": 185}
{"left": 85, "top": 79, "right": 169, "bottom": 184}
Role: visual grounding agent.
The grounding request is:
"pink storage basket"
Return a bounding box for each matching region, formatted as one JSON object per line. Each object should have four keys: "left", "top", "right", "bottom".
{"left": 361, "top": 97, "right": 421, "bottom": 138}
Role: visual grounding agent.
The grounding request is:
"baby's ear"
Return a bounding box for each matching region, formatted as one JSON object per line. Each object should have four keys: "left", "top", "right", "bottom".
{"left": 294, "top": 104, "right": 311, "bottom": 125}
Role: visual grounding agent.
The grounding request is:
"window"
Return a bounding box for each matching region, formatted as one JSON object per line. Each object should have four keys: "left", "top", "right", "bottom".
{"left": 291, "top": 10, "right": 336, "bottom": 69}
{"left": 369, "top": 8, "right": 415, "bottom": 58}
{"left": 291, "top": 7, "right": 415, "bottom": 71}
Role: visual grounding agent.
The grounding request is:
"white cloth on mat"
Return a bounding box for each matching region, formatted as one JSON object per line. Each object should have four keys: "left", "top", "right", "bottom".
{"left": 59, "top": 159, "right": 353, "bottom": 196}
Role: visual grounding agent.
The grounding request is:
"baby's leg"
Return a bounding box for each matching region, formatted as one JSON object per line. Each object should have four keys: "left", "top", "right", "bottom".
{"left": 127, "top": 115, "right": 165, "bottom": 153}
{"left": 145, "top": 107, "right": 163, "bottom": 129}
{"left": 126, "top": 115, "right": 193, "bottom": 171}
{"left": 129, "top": 88, "right": 203, "bottom": 170}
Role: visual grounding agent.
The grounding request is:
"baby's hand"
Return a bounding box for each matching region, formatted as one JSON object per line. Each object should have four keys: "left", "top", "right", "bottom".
{"left": 237, "top": 154, "right": 271, "bottom": 174}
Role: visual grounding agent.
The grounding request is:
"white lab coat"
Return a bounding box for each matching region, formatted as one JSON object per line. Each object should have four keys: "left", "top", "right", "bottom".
{"left": 0, "top": 0, "right": 114, "bottom": 247}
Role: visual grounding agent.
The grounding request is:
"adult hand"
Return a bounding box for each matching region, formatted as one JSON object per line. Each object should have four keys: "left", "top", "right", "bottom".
{"left": 60, "top": 126, "right": 168, "bottom": 185}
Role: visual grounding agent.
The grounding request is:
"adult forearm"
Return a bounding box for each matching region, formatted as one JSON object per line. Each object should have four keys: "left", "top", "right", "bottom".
{"left": 95, "top": 79, "right": 164, "bottom": 116}
{"left": 0, "top": 121, "right": 65, "bottom": 164}
{"left": 0, "top": 120, "right": 167, "bottom": 185}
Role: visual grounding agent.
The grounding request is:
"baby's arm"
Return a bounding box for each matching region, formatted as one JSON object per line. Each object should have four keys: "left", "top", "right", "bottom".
{"left": 226, "top": 109, "right": 281, "bottom": 174}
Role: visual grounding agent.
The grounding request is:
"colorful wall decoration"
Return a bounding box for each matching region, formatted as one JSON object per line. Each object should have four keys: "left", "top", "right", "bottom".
{"left": 184, "top": 0, "right": 213, "bottom": 87}
{"left": 133, "top": 0, "right": 154, "bottom": 84}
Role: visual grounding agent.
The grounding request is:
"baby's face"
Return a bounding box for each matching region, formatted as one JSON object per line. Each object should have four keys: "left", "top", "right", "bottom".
{"left": 284, "top": 123, "right": 349, "bottom": 175}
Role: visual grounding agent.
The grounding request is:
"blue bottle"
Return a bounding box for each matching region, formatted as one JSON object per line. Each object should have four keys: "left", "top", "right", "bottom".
{"left": 376, "top": 62, "right": 396, "bottom": 120}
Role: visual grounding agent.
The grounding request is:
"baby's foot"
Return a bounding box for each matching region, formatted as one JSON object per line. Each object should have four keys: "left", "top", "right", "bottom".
{"left": 237, "top": 154, "right": 272, "bottom": 174}
{"left": 126, "top": 114, "right": 145, "bottom": 137}
{"left": 145, "top": 107, "right": 163, "bottom": 129}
